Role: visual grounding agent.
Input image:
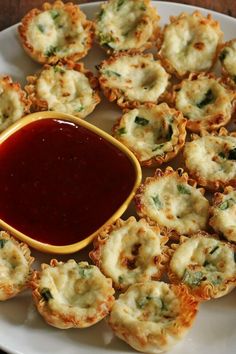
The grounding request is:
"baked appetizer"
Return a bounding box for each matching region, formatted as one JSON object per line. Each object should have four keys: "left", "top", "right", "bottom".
{"left": 90, "top": 217, "right": 169, "bottom": 291}
{"left": 0, "top": 231, "right": 34, "bottom": 301}
{"left": 98, "top": 52, "right": 169, "bottom": 108}
{"left": 171, "top": 72, "right": 236, "bottom": 132}
{"left": 109, "top": 281, "right": 198, "bottom": 353}
{"left": 31, "top": 259, "right": 115, "bottom": 329}
{"left": 183, "top": 128, "right": 236, "bottom": 191}
{"left": 112, "top": 103, "right": 186, "bottom": 167}
{"left": 158, "top": 11, "right": 223, "bottom": 78}
{"left": 25, "top": 61, "right": 100, "bottom": 118}
{"left": 219, "top": 39, "right": 236, "bottom": 87}
{"left": 209, "top": 186, "right": 236, "bottom": 243}
{"left": 18, "top": 1, "right": 94, "bottom": 64}
{"left": 135, "top": 167, "right": 209, "bottom": 236}
{"left": 0, "top": 76, "right": 30, "bottom": 132}
{"left": 95, "top": 0, "right": 160, "bottom": 52}
{"left": 168, "top": 232, "right": 236, "bottom": 300}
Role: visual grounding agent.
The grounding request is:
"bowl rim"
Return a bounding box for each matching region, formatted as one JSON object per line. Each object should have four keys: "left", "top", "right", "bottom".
{"left": 0, "top": 111, "right": 142, "bottom": 254}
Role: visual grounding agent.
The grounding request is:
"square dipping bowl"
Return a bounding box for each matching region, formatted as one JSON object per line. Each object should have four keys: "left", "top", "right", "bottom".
{"left": 0, "top": 112, "right": 142, "bottom": 254}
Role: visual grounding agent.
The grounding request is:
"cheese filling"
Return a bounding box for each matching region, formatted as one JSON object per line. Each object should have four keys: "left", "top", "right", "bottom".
{"left": 220, "top": 40, "right": 236, "bottom": 78}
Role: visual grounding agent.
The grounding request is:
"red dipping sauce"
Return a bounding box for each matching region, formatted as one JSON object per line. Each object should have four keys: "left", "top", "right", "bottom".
{"left": 0, "top": 119, "right": 136, "bottom": 246}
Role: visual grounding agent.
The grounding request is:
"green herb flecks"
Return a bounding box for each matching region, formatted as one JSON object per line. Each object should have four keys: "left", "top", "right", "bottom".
{"left": 234, "top": 252, "right": 236, "bottom": 262}
{"left": 78, "top": 265, "right": 93, "bottom": 278}
{"left": 210, "top": 245, "right": 219, "bottom": 255}
{"left": 136, "top": 295, "right": 152, "bottom": 309}
{"left": 41, "top": 288, "right": 53, "bottom": 301}
{"left": 45, "top": 45, "right": 57, "bottom": 57}
{"left": 99, "top": 33, "right": 115, "bottom": 47}
{"left": 117, "top": 127, "right": 126, "bottom": 135}
{"left": 219, "top": 200, "right": 229, "bottom": 210}
{"left": 182, "top": 270, "right": 204, "bottom": 287}
{"left": 227, "top": 148, "right": 236, "bottom": 160}
{"left": 166, "top": 125, "right": 173, "bottom": 140}
{"left": 98, "top": 9, "right": 105, "bottom": 21}
{"left": 117, "top": 0, "right": 126, "bottom": 11}
{"left": 134, "top": 116, "right": 149, "bottom": 126}
{"left": 50, "top": 9, "right": 60, "bottom": 20}
{"left": 219, "top": 49, "right": 228, "bottom": 62}
{"left": 74, "top": 106, "right": 84, "bottom": 112}
{"left": 152, "top": 195, "right": 162, "bottom": 209}
{"left": 177, "top": 184, "right": 191, "bottom": 195}
{"left": 118, "top": 275, "right": 124, "bottom": 283}
{"left": 219, "top": 152, "right": 226, "bottom": 159}
{"left": 37, "top": 24, "right": 45, "bottom": 33}
{"left": 140, "top": 4, "right": 146, "bottom": 11}
{"left": 196, "top": 89, "right": 215, "bottom": 109}
{"left": 104, "top": 70, "right": 121, "bottom": 77}
{"left": 54, "top": 66, "right": 65, "bottom": 74}
{"left": 152, "top": 143, "right": 165, "bottom": 152}
{"left": 0, "top": 239, "right": 8, "bottom": 248}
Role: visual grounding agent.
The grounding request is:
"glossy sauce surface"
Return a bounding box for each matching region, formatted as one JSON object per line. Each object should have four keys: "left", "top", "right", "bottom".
{"left": 0, "top": 119, "right": 136, "bottom": 246}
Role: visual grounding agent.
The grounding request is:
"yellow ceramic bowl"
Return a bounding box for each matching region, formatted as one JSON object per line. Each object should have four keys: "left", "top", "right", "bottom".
{"left": 0, "top": 111, "right": 142, "bottom": 254}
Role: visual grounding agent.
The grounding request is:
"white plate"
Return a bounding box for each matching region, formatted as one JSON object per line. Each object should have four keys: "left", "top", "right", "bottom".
{"left": 0, "top": 2, "right": 236, "bottom": 354}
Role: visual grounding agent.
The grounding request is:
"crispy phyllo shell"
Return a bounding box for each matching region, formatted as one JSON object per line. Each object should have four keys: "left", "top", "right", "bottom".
{"left": 135, "top": 167, "right": 209, "bottom": 237}
{"left": 218, "top": 39, "right": 236, "bottom": 88}
{"left": 112, "top": 103, "right": 186, "bottom": 167}
{"left": 183, "top": 128, "right": 236, "bottom": 191}
{"left": 0, "top": 231, "right": 34, "bottom": 301}
{"left": 95, "top": 0, "right": 160, "bottom": 53}
{"left": 171, "top": 72, "right": 236, "bottom": 133}
{"left": 89, "top": 217, "right": 169, "bottom": 291}
{"left": 0, "top": 76, "right": 30, "bottom": 132}
{"left": 209, "top": 186, "right": 236, "bottom": 243}
{"left": 18, "top": 1, "right": 94, "bottom": 64}
{"left": 98, "top": 51, "right": 169, "bottom": 108}
{"left": 25, "top": 61, "right": 100, "bottom": 118}
{"left": 158, "top": 11, "right": 223, "bottom": 78}
{"left": 109, "top": 281, "right": 199, "bottom": 353}
{"left": 168, "top": 232, "right": 236, "bottom": 300}
{"left": 30, "top": 259, "right": 115, "bottom": 329}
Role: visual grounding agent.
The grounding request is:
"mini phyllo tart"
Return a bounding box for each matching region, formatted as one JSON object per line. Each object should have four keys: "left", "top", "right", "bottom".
{"left": 0, "top": 76, "right": 30, "bottom": 132}
{"left": 25, "top": 62, "right": 100, "bottom": 118}
{"left": 0, "top": 231, "right": 34, "bottom": 301}
{"left": 171, "top": 73, "right": 236, "bottom": 133}
{"left": 158, "top": 11, "right": 223, "bottom": 78}
{"left": 135, "top": 167, "right": 209, "bottom": 236}
{"left": 98, "top": 52, "right": 169, "bottom": 108}
{"left": 95, "top": 0, "right": 160, "bottom": 53}
{"left": 18, "top": 1, "right": 94, "bottom": 64}
{"left": 219, "top": 39, "right": 236, "bottom": 87}
{"left": 168, "top": 232, "right": 236, "bottom": 300}
{"left": 112, "top": 103, "right": 186, "bottom": 167}
{"left": 90, "top": 217, "right": 169, "bottom": 291}
{"left": 210, "top": 186, "right": 236, "bottom": 243}
{"left": 109, "top": 281, "right": 198, "bottom": 353}
{"left": 183, "top": 128, "right": 236, "bottom": 191}
{"left": 31, "top": 260, "right": 115, "bottom": 329}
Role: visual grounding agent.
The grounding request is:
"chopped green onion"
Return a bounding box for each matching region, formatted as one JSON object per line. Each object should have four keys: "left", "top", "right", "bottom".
{"left": 0, "top": 239, "right": 8, "bottom": 248}
{"left": 117, "top": 127, "right": 126, "bottom": 135}
{"left": 152, "top": 195, "right": 162, "bottom": 209}
{"left": 50, "top": 10, "right": 60, "bottom": 20}
{"left": 197, "top": 89, "right": 215, "bottom": 108}
{"left": 210, "top": 245, "right": 219, "bottom": 255}
{"left": 134, "top": 116, "right": 149, "bottom": 126}
{"left": 45, "top": 45, "right": 57, "bottom": 57}
{"left": 228, "top": 148, "right": 236, "bottom": 160}
{"left": 117, "top": 0, "right": 125, "bottom": 11}
{"left": 104, "top": 70, "right": 121, "bottom": 77}
{"left": 219, "top": 49, "right": 228, "bottom": 62}
{"left": 37, "top": 24, "right": 45, "bottom": 33}
{"left": 219, "top": 200, "right": 229, "bottom": 210}
{"left": 41, "top": 288, "right": 53, "bottom": 301}
{"left": 182, "top": 270, "right": 204, "bottom": 287}
{"left": 177, "top": 184, "right": 191, "bottom": 195}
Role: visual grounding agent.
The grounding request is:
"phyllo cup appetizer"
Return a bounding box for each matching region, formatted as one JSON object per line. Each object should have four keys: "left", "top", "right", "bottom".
{"left": 183, "top": 128, "right": 236, "bottom": 191}
{"left": 0, "top": 76, "right": 30, "bottom": 132}
{"left": 95, "top": 0, "right": 160, "bottom": 53}
{"left": 135, "top": 167, "right": 209, "bottom": 237}
{"left": 98, "top": 52, "right": 169, "bottom": 108}
{"left": 109, "top": 281, "right": 199, "bottom": 353}
{"left": 158, "top": 11, "right": 223, "bottom": 78}
{"left": 0, "top": 231, "right": 34, "bottom": 301}
{"left": 171, "top": 72, "right": 236, "bottom": 133}
{"left": 18, "top": 0, "right": 94, "bottom": 64}
{"left": 210, "top": 186, "right": 236, "bottom": 243}
{"left": 25, "top": 61, "right": 100, "bottom": 118}
{"left": 112, "top": 103, "right": 186, "bottom": 167}
{"left": 219, "top": 39, "right": 236, "bottom": 88}
{"left": 30, "top": 260, "right": 115, "bottom": 329}
{"left": 90, "top": 217, "right": 169, "bottom": 291}
{"left": 168, "top": 232, "right": 236, "bottom": 300}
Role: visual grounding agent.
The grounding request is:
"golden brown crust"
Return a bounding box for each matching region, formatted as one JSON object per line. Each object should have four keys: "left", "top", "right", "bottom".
{"left": 158, "top": 11, "right": 223, "bottom": 79}
{"left": 89, "top": 217, "right": 169, "bottom": 291}
{"left": 168, "top": 232, "right": 236, "bottom": 301}
{"left": 0, "top": 231, "right": 34, "bottom": 301}
{"left": 183, "top": 128, "right": 236, "bottom": 191}
{"left": 98, "top": 51, "right": 170, "bottom": 109}
{"left": 112, "top": 103, "right": 187, "bottom": 167}
{"left": 170, "top": 72, "right": 236, "bottom": 133}
{"left": 25, "top": 60, "right": 100, "bottom": 117}
{"left": 18, "top": 1, "right": 94, "bottom": 64}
